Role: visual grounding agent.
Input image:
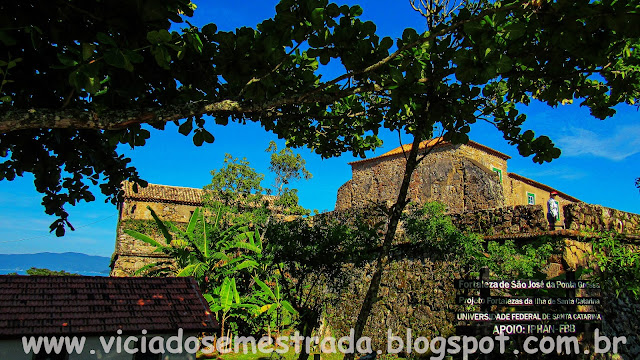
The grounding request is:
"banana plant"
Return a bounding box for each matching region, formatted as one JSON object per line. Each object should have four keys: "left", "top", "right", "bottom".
{"left": 203, "top": 277, "right": 259, "bottom": 340}
{"left": 252, "top": 276, "right": 297, "bottom": 338}
{"left": 126, "top": 205, "right": 264, "bottom": 289}
{"left": 125, "top": 204, "right": 269, "bottom": 337}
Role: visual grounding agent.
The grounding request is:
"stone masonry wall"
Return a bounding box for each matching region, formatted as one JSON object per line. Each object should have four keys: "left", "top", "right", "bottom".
{"left": 449, "top": 205, "right": 548, "bottom": 235}
{"left": 564, "top": 203, "right": 640, "bottom": 234}
{"left": 111, "top": 200, "right": 197, "bottom": 276}
{"left": 322, "top": 234, "right": 639, "bottom": 359}
{"left": 336, "top": 146, "right": 505, "bottom": 212}
{"left": 324, "top": 256, "right": 463, "bottom": 349}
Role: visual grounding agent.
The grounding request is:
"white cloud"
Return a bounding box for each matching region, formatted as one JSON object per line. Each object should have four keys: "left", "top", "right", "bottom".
{"left": 557, "top": 126, "right": 640, "bottom": 161}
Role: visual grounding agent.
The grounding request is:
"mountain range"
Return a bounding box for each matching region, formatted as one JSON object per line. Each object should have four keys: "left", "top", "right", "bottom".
{"left": 0, "top": 252, "right": 110, "bottom": 276}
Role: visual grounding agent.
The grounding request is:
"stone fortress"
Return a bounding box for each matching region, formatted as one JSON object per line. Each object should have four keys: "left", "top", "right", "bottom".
{"left": 110, "top": 138, "right": 638, "bottom": 277}
{"left": 335, "top": 138, "right": 579, "bottom": 221}
{"left": 109, "top": 138, "right": 640, "bottom": 359}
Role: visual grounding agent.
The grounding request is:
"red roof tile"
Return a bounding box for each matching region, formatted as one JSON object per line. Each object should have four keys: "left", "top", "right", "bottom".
{"left": 0, "top": 276, "right": 217, "bottom": 338}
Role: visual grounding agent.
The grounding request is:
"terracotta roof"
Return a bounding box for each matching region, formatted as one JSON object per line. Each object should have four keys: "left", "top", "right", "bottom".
{"left": 348, "top": 138, "right": 511, "bottom": 165}
{"left": 123, "top": 182, "right": 205, "bottom": 205}
{"left": 508, "top": 173, "right": 581, "bottom": 203}
{"left": 0, "top": 276, "right": 217, "bottom": 338}
{"left": 123, "top": 182, "right": 278, "bottom": 207}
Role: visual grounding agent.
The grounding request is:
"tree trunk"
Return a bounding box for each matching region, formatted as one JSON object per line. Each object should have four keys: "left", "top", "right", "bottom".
{"left": 343, "top": 133, "right": 425, "bottom": 360}
{"left": 296, "top": 308, "right": 320, "bottom": 360}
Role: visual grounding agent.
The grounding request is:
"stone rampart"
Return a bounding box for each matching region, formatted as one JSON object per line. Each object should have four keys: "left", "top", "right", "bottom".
{"left": 449, "top": 205, "right": 548, "bottom": 235}
{"left": 336, "top": 148, "right": 505, "bottom": 213}
{"left": 564, "top": 203, "right": 640, "bottom": 235}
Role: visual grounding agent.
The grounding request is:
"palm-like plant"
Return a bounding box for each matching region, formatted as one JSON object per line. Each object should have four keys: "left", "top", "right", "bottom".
{"left": 125, "top": 205, "right": 266, "bottom": 338}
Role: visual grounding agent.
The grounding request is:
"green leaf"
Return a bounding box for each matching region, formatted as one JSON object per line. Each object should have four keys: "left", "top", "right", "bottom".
{"left": 390, "top": 68, "right": 403, "bottom": 83}
{"left": 350, "top": 5, "right": 363, "bottom": 17}
{"left": 231, "top": 278, "right": 240, "bottom": 304}
{"left": 147, "top": 206, "right": 173, "bottom": 243}
{"left": 281, "top": 300, "right": 297, "bottom": 314}
{"left": 254, "top": 277, "right": 276, "bottom": 301}
{"left": 319, "top": 53, "right": 330, "bottom": 65}
{"left": 203, "top": 294, "right": 215, "bottom": 307}
{"left": 124, "top": 50, "right": 145, "bottom": 64}
{"left": 496, "top": 55, "right": 512, "bottom": 73}
{"left": 104, "top": 49, "right": 126, "bottom": 68}
{"left": 153, "top": 46, "right": 171, "bottom": 69}
{"left": 177, "top": 263, "right": 197, "bottom": 277}
{"left": 0, "top": 31, "right": 16, "bottom": 46}
{"left": 235, "top": 260, "right": 258, "bottom": 271}
{"left": 82, "top": 43, "right": 96, "bottom": 61}
{"left": 134, "top": 262, "right": 167, "bottom": 276}
{"left": 311, "top": 8, "right": 324, "bottom": 26}
{"left": 380, "top": 37, "right": 393, "bottom": 50}
{"left": 202, "top": 23, "right": 218, "bottom": 36}
{"left": 326, "top": 3, "right": 340, "bottom": 17}
{"left": 202, "top": 130, "right": 215, "bottom": 144}
{"left": 219, "top": 278, "right": 233, "bottom": 309}
{"left": 193, "top": 130, "right": 204, "bottom": 146}
{"left": 187, "top": 207, "right": 201, "bottom": 235}
{"left": 96, "top": 32, "right": 116, "bottom": 46}
{"left": 147, "top": 30, "right": 160, "bottom": 44}
{"left": 57, "top": 53, "right": 78, "bottom": 67}
{"left": 190, "top": 33, "right": 203, "bottom": 53}
{"left": 178, "top": 119, "right": 193, "bottom": 136}
{"left": 85, "top": 76, "right": 101, "bottom": 94}
{"left": 158, "top": 29, "right": 172, "bottom": 43}
{"left": 402, "top": 28, "right": 418, "bottom": 43}
{"left": 124, "top": 229, "right": 163, "bottom": 248}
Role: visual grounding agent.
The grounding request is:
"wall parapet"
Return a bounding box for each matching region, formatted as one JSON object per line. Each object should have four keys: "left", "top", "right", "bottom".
{"left": 564, "top": 203, "right": 640, "bottom": 235}
{"left": 449, "top": 205, "right": 548, "bottom": 236}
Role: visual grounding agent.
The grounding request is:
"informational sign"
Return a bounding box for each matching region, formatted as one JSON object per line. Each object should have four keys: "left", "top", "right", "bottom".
{"left": 455, "top": 268, "right": 602, "bottom": 335}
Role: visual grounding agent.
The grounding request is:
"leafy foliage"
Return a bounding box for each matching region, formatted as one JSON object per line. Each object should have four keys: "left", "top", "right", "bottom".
{"left": 203, "top": 154, "right": 269, "bottom": 226}
{"left": 24, "top": 267, "right": 80, "bottom": 276}
{"left": 403, "top": 202, "right": 560, "bottom": 278}
{"left": 266, "top": 141, "right": 313, "bottom": 215}
{"left": 128, "top": 205, "right": 278, "bottom": 337}
{"left": 592, "top": 231, "right": 640, "bottom": 299}
{"left": 3, "top": 0, "right": 639, "bottom": 235}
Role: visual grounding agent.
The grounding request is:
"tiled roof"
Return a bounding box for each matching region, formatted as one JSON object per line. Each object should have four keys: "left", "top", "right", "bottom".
{"left": 349, "top": 137, "right": 511, "bottom": 165}
{"left": 508, "top": 173, "right": 581, "bottom": 203}
{"left": 123, "top": 182, "right": 278, "bottom": 207}
{"left": 0, "top": 276, "right": 217, "bottom": 338}
{"left": 123, "top": 182, "right": 205, "bottom": 205}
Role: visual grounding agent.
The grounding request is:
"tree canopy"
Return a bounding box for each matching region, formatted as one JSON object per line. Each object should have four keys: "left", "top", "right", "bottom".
{"left": 1, "top": 0, "right": 639, "bottom": 234}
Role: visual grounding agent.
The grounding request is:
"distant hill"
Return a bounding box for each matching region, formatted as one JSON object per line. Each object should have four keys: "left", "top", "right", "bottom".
{"left": 0, "top": 252, "right": 110, "bottom": 276}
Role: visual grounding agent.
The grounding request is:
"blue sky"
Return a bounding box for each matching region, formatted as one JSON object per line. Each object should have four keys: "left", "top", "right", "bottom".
{"left": 0, "top": 0, "right": 639, "bottom": 257}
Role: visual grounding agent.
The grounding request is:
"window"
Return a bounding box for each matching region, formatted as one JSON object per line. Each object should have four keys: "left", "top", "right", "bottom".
{"left": 527, "top": 192, "right": 536, "bottom": 205}
{"left": 492, "top": 167, "right": 503, "bottom": 183}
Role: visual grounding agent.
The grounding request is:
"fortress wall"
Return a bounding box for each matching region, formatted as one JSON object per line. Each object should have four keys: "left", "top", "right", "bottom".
{"left": 449, "top": 205, "right": 548, "bottom": 235}
{"left": 110, "top": 254, "right": 167, "bottom": 277}
{"left": 111, "top": 200, "right": 196, "bottom": 276}
{"left": 506, "top": 177, "right": 577, "bottom": 226}
{"left": 120, "top": 200, "right": 197, "bottom": 222}
{"left": 339, "top": 146, "right": 505, "bottom": 212}
{"left": 320, "top": 233, "right": 640, "bottom": 359}
{"left": 454, "top": 143, "right": 508, "bottom": 178}
{"left": 564, "top": 203, "right": 640, "bottom": 235}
